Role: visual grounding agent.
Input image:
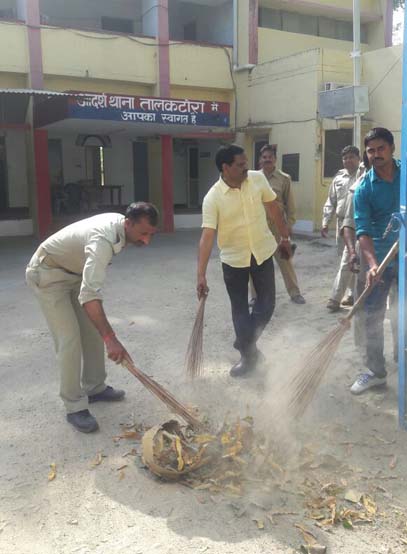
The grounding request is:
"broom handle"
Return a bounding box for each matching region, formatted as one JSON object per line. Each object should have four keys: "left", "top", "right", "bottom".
{"left": 122, "top": 358, "right": 202, "bottom": 429}
{"left": 344, "top": 240, "right": 399, "bottom": 321}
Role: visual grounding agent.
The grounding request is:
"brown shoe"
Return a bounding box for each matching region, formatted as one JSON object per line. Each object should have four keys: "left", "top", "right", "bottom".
{"left": 326, "top": 299, "right": 340, "bottom": 312}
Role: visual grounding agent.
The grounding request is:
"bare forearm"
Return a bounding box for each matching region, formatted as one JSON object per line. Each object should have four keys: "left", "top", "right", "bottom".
{"left": 359, "top": 235, "right": 377, "bottom": 268}
{"left": 198, "top": 231, "right": 215, "bottom": 278}
{"left": 83, "top": 299, "right": 113, "bottom": 338}
{"left": 343, "top": 227, "right": 356, "bottom": 255}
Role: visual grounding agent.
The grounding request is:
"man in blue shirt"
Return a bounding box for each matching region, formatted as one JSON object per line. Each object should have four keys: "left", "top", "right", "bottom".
{"left": 352, "top": 127, "right": 400, "bottom": 394}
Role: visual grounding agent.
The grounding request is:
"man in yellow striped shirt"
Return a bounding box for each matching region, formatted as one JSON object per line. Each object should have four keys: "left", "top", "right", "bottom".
{"left": 197, "top": 144, "right": 291, "bottom": 377}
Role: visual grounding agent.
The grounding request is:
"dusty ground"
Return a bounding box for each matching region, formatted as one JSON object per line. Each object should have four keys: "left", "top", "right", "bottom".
{"left": 1, "top": 230, "right": 407, "bottom": 554}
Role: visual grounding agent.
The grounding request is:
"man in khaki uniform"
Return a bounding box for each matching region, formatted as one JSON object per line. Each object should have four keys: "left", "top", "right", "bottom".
{"left": 26, "top": 202, "right": 158, "bottom": 433}
{"left": 321, "top": 145, "right": 360, "bottom": 312}
{"left": 258, "top": 145, "right": 305, "bottom": 304}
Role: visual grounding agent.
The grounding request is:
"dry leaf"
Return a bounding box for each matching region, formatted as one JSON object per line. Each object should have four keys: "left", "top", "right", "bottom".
{"left": 295, "top": 523, "right": 317, "bottom": 545}
{"left": 118, "top": 470, "right": 125, "bottom": 480}
{"left": 120, "top": 430, "right": 142, "bottom": 440}
{"left": 117, "top": 464, "right": 128, "bottom": 471}
{"left": 300, "top": 546, "right": 327, "bottom": 554}
{"left": 344, "top": 489, "right": 362, "bottom": 503}
{"left": 90, "top": 452, "right": 104, "bottom": 467}
{"left": 48, "top": 463, "right": 57, "bottom": 481}
{"left": 253, "top": 519, "right": 264, "bottom": 530}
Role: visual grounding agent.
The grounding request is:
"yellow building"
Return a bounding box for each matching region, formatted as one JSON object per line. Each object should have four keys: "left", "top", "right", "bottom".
{"left": 0, "top": 0, "right": 397, "bottom": 237}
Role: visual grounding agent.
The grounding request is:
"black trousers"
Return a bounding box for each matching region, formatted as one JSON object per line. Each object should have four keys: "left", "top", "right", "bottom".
{"left": 222, "top": 255, "right": 275, "bottom": 357}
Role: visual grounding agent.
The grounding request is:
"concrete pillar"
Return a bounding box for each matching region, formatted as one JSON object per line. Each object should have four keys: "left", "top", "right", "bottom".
{"left": 142, "top": 0, "right": 158, "bottom": 37}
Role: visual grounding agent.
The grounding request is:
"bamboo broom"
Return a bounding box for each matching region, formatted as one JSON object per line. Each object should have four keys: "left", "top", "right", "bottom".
{"left": 122, "top": 358, "right": 202, "bottom": 429}
{"left": 185, "top": 295, "right": 207, "bottom": 378}
{"left": 288, "top": 239, "right": 399, "bottom": 418}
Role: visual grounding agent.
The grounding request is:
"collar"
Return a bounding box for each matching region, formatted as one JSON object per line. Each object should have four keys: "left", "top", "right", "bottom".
{"left": 218, "top": 175, "right": 246, "bottom": 194}
{"left": 261, "top": 168, "right": 277, "bottom": 180}
{"left": 371, "top": 159, "right": 400, "bottom": 183}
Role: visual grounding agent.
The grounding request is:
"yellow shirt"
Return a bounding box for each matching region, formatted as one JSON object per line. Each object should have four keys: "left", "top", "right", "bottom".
{"left": 202, "top": 170, "right": 277, "bottom": 267}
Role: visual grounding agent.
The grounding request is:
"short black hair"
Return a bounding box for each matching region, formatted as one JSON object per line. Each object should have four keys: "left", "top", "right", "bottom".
{"left": 341, "top": 145, "right": 360, "bottom": 157}
{"left": 215, "top": 144, "right": 244, "bottom": 172}
{"left": 364, "top": 127, "right": 394, "bottom": 147}
{"left": 260, "top": 144, "right": 276, "bottom": 156}
{"left": 125, "top": 202, "right": 159, "bottom": 226}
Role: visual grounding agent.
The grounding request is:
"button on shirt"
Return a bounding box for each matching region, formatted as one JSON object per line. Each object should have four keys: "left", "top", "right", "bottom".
{"left": 354, "top": 160, "right": 400, "bottom": 264}
{"left": 36, "top": 213, "right": 126, "bottom": 304}
{"left": 202, "top": 170, "right": 277, "bottom": 268}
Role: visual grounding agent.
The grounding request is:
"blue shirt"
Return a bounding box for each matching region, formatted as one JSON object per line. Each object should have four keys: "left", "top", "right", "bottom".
{"left": 354, "top": 160, "right": 400, "bottom": 264}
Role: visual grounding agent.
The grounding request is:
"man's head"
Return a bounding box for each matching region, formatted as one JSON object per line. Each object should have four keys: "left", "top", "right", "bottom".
{"left": 364, "top": 127, "right": 395, "bottom": 170}
{"left": 215, "top": 144, "right": 248, "bottom": 186}
{"left": 259, "top": 145, "right": 277, "bottom": 174}
{"left": 124, "top": 202, "right": 159, "bottom": 246}
{"left": 341, "top": 145, "right": 360, "bottom": 174}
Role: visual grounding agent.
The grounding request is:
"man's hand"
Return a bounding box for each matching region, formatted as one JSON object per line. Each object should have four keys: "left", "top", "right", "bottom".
{"left": 197, "top": 275, "right": 209, "bottom": 300}
{"left": 104, "top": 335, "right": 131, "bottom": 364}
{"left": 321, "top": 226, "right": 329, "bottom": 238}
{"left": 366, "top": 264, "right": 381, "bottom": 288}
{"left": 278, "top": 238, "right": 292, "bottom": 260}
{"left": 348, "top": 252, "right": 360, "bottom": 273}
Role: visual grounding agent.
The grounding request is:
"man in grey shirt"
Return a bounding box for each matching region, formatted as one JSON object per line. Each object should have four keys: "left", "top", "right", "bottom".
{"left": 26, "top": 202, "right": 158, "bottom": 433}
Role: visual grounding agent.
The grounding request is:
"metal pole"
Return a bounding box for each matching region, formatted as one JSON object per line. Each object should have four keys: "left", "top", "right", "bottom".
{"left": 352, "top": 0, "right": 361, "bottom": 150}
{"left": 398, "top": 7, "right": 407, "bottom": 430}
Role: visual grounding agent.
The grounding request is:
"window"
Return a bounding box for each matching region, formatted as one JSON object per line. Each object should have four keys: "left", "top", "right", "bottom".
{"left": 282, "top": 154, "right": 300, "bottom": 182}
{"left": 258, "top": 8, "right": 365, "bottom": 43}
{"left": 183, "top": 21, "right": 197, "bottom": 41}
{"left": 324, "top": 129, "right": 353, "bottom": 178}
{"left": 101, "top": 16, "right": 134, "bottom": 34}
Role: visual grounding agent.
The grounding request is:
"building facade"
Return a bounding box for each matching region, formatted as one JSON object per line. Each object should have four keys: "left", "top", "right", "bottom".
{"left": 0, "top": 0, "right": 397, "bottom": 237}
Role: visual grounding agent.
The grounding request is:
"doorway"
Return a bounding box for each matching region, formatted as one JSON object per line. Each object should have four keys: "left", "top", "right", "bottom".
{"left": 187, "top": 145, "right": 199, "bottom": 209}
{"left": 133, "top": 141, "right": 149, "bottom": 201}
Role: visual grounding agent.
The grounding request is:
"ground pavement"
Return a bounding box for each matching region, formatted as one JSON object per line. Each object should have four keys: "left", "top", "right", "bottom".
{"left": 0, "top": 230, "right": 406, "bottom": 554}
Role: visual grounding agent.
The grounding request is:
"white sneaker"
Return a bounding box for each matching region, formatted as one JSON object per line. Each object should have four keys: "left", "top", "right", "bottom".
{"left": 350, "top": 372, "right": 387, "bottom": 395}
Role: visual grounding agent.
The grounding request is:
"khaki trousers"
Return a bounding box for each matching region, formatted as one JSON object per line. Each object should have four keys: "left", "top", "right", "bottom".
{"left": 269, "top": 224, "right": 301, "bottom": 298}
{"left": 26, "top": 256, "right": 106, "bottom": 413}
{"left": 330, "top": 235, "right": 355, "bottom": 303}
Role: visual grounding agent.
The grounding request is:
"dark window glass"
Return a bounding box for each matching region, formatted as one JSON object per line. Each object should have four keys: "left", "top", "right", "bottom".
{"left": 282, "top": 153, "right": 300, "bottom": 182}
{"left": 324, "top": 129, "right": 353, "bottom": 178}
{"left": 101, "top": 16, "right": 133, "bottom": 34}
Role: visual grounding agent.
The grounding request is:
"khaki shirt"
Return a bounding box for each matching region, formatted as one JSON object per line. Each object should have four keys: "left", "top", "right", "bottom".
{"left": 34, "top": 213, "right": 126, "bottom": 305}
{"left": 340, "top": 165, "right": 367, "bottom": 234}
{"left": 261, "top": 168, "right": 296, "bottom": 227}
{"left": 202, "top": 170, "right": 277, "bottom": 268}
{"left": 322, "top": 169, "right": 358, "bottom": 228}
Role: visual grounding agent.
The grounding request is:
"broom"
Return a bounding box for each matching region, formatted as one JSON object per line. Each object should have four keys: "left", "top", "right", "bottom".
{"left": 122, "top": 358, "right": 202, "bottom": 429}
{"left": 288, "top": 239, "right": 399, "bottom": 418}
{"left": 185, "top": 295, "right": 207, "bottom": 378}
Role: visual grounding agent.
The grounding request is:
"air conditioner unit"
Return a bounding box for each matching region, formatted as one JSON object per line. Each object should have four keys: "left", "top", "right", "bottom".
{"left": 323, "top": 82, "right": 347, "bottom": 92}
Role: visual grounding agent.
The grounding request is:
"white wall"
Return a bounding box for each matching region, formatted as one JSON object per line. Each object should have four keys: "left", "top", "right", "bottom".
{"left": 6, "top": 130, "right": 29, "bottom": 207}
{"left": 39, "top": 0, "right": 143, "bottom": 33}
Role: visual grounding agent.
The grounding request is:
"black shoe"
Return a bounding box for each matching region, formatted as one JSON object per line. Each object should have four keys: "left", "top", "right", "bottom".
{"left": 230, "top": 357, "right": 254, "bottom": 377}
{"left": 89, "top": 385, "right": 125, "bottom": 403}
{"left": 291, "top": 294, "right": 306, "bottom": 304}
{"left": 67, "top": 409, "right": 99, "bottom": 433}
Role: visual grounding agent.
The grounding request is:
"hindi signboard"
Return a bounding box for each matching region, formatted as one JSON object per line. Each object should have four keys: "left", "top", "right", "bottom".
{"left": 68, "top": 93, "right": 230, "bottom": 127}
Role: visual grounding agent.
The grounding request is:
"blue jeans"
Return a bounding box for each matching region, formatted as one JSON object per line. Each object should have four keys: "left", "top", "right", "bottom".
{"left": 222, "top": 255, "right": 275, "bottom": 357}
{"left": 364, "top": 266, "right": 397, "bottom": 377}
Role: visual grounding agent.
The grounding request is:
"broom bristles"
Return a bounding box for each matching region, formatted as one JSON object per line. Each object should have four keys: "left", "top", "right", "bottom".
{"left": 185, "top": 296, "right": 207, "bottom": 378}
{"left": 122, "top": 359, "right": 202, "bottom": 429}
{"left": 287, "top": 321, "right": 349, "bottom": 418}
